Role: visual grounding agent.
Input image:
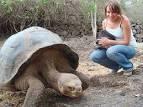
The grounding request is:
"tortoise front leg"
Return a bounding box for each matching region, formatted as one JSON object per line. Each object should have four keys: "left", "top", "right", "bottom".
{"left": 74, "top": 71, "right": 90, "bottom": 90}
{"left": 22, "top": 77, "right": 46, "bottom": 107}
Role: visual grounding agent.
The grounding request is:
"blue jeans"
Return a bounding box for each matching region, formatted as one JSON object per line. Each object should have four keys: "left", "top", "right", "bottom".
{"left": 89, "top": 45, "right": 136, "bottom": 71}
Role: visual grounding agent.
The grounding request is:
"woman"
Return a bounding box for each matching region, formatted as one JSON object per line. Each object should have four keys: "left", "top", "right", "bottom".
{"left": 89, "top": 0, "right": 137, "bottom": 76}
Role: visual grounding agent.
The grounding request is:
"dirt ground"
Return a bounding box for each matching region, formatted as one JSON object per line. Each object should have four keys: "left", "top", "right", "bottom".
{"left": 0, "top": 35, "right": 143, "bottom": 107}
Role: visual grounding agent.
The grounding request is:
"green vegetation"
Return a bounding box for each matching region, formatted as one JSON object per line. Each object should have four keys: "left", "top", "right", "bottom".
{"left": 0, "top": 0, "right": 96, "bottom": 36}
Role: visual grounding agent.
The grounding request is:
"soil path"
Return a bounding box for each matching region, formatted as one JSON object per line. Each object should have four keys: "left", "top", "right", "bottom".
{"left": 0, "top": 36, "right": 143, "bottom": 107}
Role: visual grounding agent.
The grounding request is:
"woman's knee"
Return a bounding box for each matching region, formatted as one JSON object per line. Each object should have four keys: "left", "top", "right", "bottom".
{"left": 106, "top": 45, "right": 136, "bottom": 59}
{"left": 89, "top": 50, "right": 105, "bottom": 62}
{"left": 106, "top": 46, "right": 118, "bottom": 58}
{"left": 89, "top": 52, "right": 98, "bottom": 62}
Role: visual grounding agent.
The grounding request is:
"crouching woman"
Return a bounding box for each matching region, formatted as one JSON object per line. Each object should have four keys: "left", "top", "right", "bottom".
{"left": 89, "top": 0, "right": 137, "bottom": 76}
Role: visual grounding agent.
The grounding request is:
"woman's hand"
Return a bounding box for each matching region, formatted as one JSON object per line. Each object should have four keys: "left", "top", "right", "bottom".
{"left": 98, "top": 37, "right": 111, "bottom": 48}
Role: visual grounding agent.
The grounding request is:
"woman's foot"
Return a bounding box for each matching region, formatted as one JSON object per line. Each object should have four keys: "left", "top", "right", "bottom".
{"left": 108, "top": 69, "right": 119, "bottom": 74}
{"left": 108, "top": 67, "right": 122, "bottom": 75}
{"left": 123, "top": 68, "right": 133, "bottom": 76}
{"left": 110, "top": 69, "right": 118, "bottom": 74}
{"left": 109, "top": 67, "right": 134, "bottom": 76}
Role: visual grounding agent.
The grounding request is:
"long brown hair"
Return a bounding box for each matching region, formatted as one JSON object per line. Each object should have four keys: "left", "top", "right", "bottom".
{"left": 105, "top": 0, "right": 122, "bottom": 16}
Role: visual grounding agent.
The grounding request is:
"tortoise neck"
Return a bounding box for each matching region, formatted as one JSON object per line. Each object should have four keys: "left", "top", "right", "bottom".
{"left": 41, "top": 63, "right": 61, "bottom": 90}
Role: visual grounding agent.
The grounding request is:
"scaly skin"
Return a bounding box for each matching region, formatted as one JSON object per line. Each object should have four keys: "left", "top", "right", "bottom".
{"left": 10, "top": 47, "right": 89, "bottom": 107}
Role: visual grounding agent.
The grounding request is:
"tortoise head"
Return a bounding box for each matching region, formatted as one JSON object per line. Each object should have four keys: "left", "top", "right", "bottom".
{"left": 58, "top": 73, "right": 83, "bottom": 98}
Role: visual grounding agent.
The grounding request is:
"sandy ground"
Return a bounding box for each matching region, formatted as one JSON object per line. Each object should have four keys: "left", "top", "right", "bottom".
{"left": 0, "top": 36, "right": 143, "bottom": 107}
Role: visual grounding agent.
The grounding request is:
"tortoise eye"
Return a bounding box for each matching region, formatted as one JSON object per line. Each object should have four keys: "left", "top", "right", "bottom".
{"left": 77, "top": 88, "right": 82, "bottom": 92}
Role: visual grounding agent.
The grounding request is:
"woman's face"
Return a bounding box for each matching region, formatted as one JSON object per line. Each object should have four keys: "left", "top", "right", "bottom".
{"left": 106, "top": 6, "right": 119, "bottom": 21}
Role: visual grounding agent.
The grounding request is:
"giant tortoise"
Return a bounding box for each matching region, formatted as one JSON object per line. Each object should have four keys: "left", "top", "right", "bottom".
{"left": 0, "top": 26, "right": 89, "bottom": 107}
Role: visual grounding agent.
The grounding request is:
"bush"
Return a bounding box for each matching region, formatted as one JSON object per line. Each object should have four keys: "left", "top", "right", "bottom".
{"left": 0, "top": 0, "right": 96, "bottom": 37}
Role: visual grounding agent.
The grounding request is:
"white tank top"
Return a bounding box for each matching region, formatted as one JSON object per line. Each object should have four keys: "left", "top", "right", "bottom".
{"left": 105, "top": 23, "right": 137, "bottom": 48}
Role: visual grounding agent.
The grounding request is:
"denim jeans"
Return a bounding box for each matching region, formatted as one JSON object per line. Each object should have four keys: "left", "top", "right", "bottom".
{"left": 89, "top": 45, "right": 136, "bottom": 71}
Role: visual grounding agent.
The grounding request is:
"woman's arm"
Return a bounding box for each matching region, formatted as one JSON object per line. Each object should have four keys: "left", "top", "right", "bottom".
{"left": 109, "top": 16, "right": 131, "bottom": 45}
{"left": 100, "top": 16, "right": 132, "bottom": 47}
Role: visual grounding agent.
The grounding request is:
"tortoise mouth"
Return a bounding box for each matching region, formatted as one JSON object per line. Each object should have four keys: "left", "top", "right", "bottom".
{"left": 62, "top": 90, "right": 83, "bottom": 98}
